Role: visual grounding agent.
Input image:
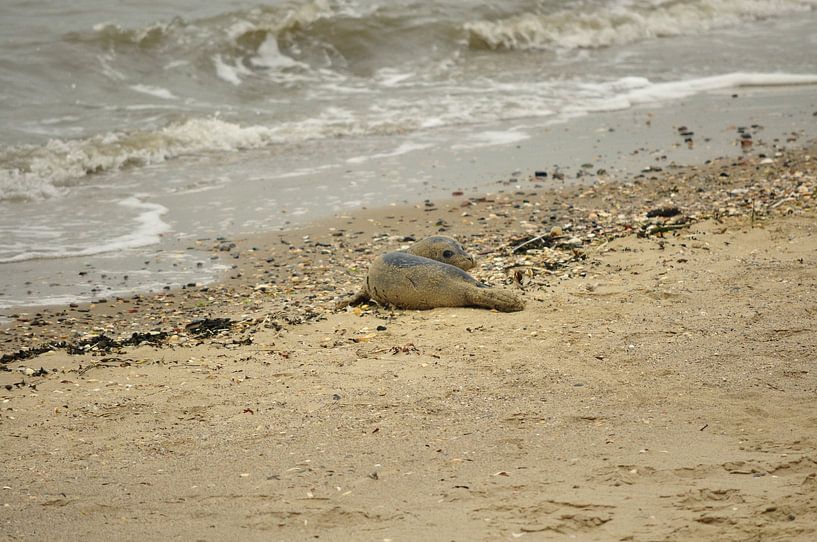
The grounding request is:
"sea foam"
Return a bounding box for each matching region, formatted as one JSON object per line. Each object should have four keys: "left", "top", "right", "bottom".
{"left": 0, "top": 197, "right": 170, "bottom": 263}
{"left": 451, "top": 130, "right": 531, "bottom": 150}
{"left": 584, "top": 72, "right": 817, "bottom": 112}
{"left": 129, "top": 84, "right": 178, "bottom": 100}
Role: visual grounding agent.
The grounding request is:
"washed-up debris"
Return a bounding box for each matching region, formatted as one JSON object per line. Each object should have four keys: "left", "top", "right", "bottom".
{"left": 1, "top": 342, "right": 67, "bottom": 365}
{"left": 390, "top": 343, "right": 420, "bottom": 354}
{"left": 637, "top": 212, "right": 691, "bottom": 237}
{"left": 66, "top": 335, "right": 119, "bottom": 354}
{"left": 510, "top": 233, "right": 558, "bottom": 253}
{"left": 185, "top": 318, "right": 233, "bottom": 337}
{"left": 0, "top": 330, "right": 170, "bottom": 366}
{"left": 67, "top": 331, "right": 170, "bottom": 354}
{"left": 123, "top": 331, "right": 169, "bottom": 346}
{"left": 264, "top": 311, "right": 325, "bottom": 329}
{"left": 637, "top": 223, "right": 690, "bottom": 237}
{"left": 646, "top": 206, "right": 681, "bottom": 218}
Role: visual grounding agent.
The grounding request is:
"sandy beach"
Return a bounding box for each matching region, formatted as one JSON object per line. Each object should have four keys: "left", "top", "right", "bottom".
{"left": 2, "top": 119, "right": 817, "bottom": 540}
{"left": 4, "top": 1, "right": 817, "bottom": 539}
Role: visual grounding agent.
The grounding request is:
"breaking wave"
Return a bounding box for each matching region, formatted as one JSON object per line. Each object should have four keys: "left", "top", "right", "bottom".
{"left": 465, "top": 0, "right": 817, "bottom": 51}
{"left": 0, "top": 118, "right": 283, "bottom": 202}
{"left": 66, "top": 0, "right": 817, "bottom": 74}
{"left": 4, "top": 71, "right": 817, "bottom": 202}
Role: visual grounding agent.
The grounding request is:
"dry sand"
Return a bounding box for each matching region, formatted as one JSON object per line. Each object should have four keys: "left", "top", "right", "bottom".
{"left": 2, "top": 139, "right": 817, "bottom": 541}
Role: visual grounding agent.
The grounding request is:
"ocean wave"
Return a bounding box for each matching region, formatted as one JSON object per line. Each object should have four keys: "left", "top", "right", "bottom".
{"left": 77, "top": 0, "right": 341, "bottom": 49}
{"left": 65, "top": 0, "right": 465, "bottom": 84}
{"left": 0, "top": 118, "right": 283, "bottom": 202}
{"left": 58, "top": 0, "right": 817, "bottom": 88}
{"left": 465, "top": 0, "right": 817, "bottom": 51}
{"left": 3, "top": 71, "right": 816, "bottom": 202}
{"left": 0, "top": 107, "right": 410, "bottom": 202}
{"left": 68, "top": 0, "right": 369, "bottom": 82}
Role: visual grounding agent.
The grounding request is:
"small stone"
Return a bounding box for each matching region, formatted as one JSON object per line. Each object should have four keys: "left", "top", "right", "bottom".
{"left": 561, "top": 237, "right": 583, "bottom": 249}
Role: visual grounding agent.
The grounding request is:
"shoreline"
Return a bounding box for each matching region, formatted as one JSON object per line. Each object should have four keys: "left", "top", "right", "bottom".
{"left": 2, "top": 135, "right": 816, "bottom": 354}
{"left": 1, "top": 135, "right": 816, "bottom": 539}
{"left": 2, "top": 84, "right": 817, "bottom": 311}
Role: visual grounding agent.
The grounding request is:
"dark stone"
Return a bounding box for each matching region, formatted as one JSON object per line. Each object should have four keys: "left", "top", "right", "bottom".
{"left": 646, "top": 207, "right": 681, "bottom": 218}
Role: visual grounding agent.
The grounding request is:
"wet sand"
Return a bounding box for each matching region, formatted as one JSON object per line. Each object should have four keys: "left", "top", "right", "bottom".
{"left": 2, "top": 132, "right": 817, "bottom": 538}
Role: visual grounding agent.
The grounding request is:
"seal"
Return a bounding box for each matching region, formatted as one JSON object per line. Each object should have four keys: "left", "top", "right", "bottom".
{"left": 337, "top": 236, "right": 524, "bottom": 312}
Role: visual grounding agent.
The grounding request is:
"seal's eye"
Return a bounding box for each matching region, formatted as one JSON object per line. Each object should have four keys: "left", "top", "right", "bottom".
{"left": 443, "top": 250, "right": 454, "bottom": 259}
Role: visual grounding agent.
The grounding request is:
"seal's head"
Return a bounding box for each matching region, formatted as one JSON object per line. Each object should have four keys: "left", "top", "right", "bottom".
{"left": 405, "top": 236, "right": 476, "bottom": 270}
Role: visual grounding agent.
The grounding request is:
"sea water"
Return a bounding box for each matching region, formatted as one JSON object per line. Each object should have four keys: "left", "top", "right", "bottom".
{"left": 2, "top": 0, "right": 817, "bottom": 308}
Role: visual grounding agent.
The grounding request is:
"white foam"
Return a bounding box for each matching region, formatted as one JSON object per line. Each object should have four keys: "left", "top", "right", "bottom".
{"left": 226, "top": 20, "right": 257, "bottom": 41}
{"left": 39, "top": 116, "right": 81, "bottom": 126}
{"left": 589, "top": 72, "right": 817, "bottom": 112}
{"left": 213, "top": 54, "right": 251, "bottom": 85}
{"left": 346, "top": 142, "right": 433, "bottom": 164}
{"left": 375, "top": 69, "right": 415, "bottom": 87}
{"left": 452, "top": 130, "right": 530, "bottom": 150}
{"left": 317, "top": 82, "right": 375, "bottom": 95}
{"left": 129, "top": 84, "right": 178, "bottom": 100}
{"left": 167, "top": 177, "right": 229, "bottom": 195}
{"left": 272, "top": 164, "right": 336, "bottom": 179}
{"left": 250, "top": 36, "right": 305, "bottom": 70}
{"left": 163, "top": 60, "right": 190, "bottom": 70}
{"left": 97, "top": 53, "right": 126, "bottom": 81}
{"left": 0, "top": 294, "right": 87, "bottom": 310}
{"left": 123, "top": 104, "right": 182, "bottom": 111}
{"left": 0, "top": 197, "right": 170, "bottom": 263}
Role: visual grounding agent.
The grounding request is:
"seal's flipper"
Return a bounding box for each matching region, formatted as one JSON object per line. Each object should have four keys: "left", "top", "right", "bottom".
{"left": 335, "top": 289, "right": 371, "bottom": 310}
{"left": 465, "top": 286, "right": 525, "bottom": 312}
